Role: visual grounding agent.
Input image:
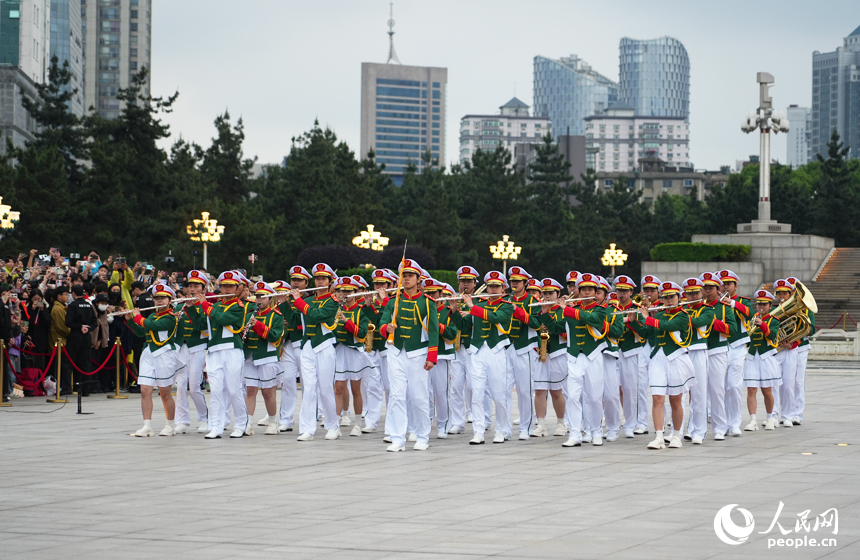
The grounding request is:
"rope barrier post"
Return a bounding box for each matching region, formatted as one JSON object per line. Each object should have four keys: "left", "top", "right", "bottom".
{"left": 0, "top": 340, "right": 10, "bottom": 408}
{"left": 47, "top": 342, "right": 67, "bottom": 404}
{"left": 107, "top": 338, "right": 127, "bottom": 400}
{"left": 843, "top": 312, "right": 847, "bottom": 332}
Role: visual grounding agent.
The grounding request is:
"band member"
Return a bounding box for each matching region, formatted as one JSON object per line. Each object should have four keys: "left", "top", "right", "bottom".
{"left": 772, "top": 279, "right": 797, "bottom": 427}
{"left": 506, "top": 266, "right": 542, "bottom": 440}
{"left": 637, "top": 281, "right": 696, "bottom": 450}
{"left": 719, "top": 269, "right": 752, "bottom": 437}
{"left": 700, "top": 271, "right": 736, "bottom": 440}
{"left": 600, "top": 278, "right": 625, "bottom": 442}
{"left": 243, "top": 282, "right": 285, "bottom": 435}
{"left": 681, "top": 278, "right": 713, "bottom": 444}
{"left": 128, "top": 284, "right": 180, "bottom": 437}
{"left": 532, "top": 279, "right": 567, "bottom": 437}
{"left": 273, "top": 267, "right": 309, "bottom": 432}
{"left": 743, "top": 290, "right": 781, "bottom": 431}
{"left": 634, "top": 275, "right": 661, "bottom": 434}
{"left": 786, "top": 276, "right": 813, "bottom": 425}
{"left": 366, "top": 268, "right": 396, "bottom": 436}
{"left": 290, "top": 263, "right": 339, "bottom": 441}
{"left": 378, "top": 259, "right": 439, "bottom": 451}
{"left": 330, "top": 276, "right": 373, "bottom": 436}
{"left": 448, "top": 266, "right": 484, "bottom": 434}
{"left": 565, "top": 271, "right": 580, "bottom": 300}
{"left": 235, "top": 275, "right": 257, "bottom": 434}
{"left": 173, "top": 270, "right": 209, "bottom": 434}
{"left": 613, "top": 275, "right": 644, "bottom": 438}
{"left": 461, "top": 271, "right": 515, "bottom": 444}
{"left": 188, "top": 272, "right": 244, "bottom": 438}
{"left": 526, "top": 278, "right": 542, "bottom": 299}
{"left": 424, "top": 278, "right": 458, "bottom": 438}
{"left": 561, "top": 273, "right": 607, "bottom": 446}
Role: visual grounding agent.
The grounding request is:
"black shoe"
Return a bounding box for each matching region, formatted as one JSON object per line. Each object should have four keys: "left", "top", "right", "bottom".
{"left": 128, "top": 385, "right": 140, "bottom": 394}
{"left": 683, "top": 435, "right": 692, "bottom": 441}
{"left": 792, "top": 420, "right": 801, "bottom": 426}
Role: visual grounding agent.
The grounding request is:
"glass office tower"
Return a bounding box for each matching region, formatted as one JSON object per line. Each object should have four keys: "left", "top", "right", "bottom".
{"left": 619, "top": 37, "right": 690, "bottom": 119}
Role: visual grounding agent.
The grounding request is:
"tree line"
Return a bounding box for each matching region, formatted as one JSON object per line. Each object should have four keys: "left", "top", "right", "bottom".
{"left": 2, "top": 58, "right": 859, "bottom": 282}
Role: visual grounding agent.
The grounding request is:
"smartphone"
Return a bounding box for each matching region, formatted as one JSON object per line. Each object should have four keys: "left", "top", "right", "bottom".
{"left": 23, "top": 321, "right": 28, "bottom": 328}
{"left": 117, "top": 257, "right": 126, "bottom": 265}
{"left": 62, "top": 258, "right": 69, "bottom": 266}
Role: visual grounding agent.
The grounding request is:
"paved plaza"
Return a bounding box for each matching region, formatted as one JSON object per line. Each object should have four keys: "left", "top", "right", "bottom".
{"left": 2, "top": 360, "right": 859, "bottom": 559}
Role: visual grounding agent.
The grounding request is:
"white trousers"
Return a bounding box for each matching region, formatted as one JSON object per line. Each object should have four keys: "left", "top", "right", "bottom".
{"left": 563, "top": 354, "right": 585, "bottom": 443}
{"left": 448, "top": 348, "right": 470, "bottom": 430}
{"left": 386, "top": 347, "right": 430, "bottom": 446}
{"left": 636, "top": 344, "right": 652, "bottom": 430}
{"left": 725, "top": 344, "right": 747, "bottom": 432}
{"left": 279, "top": 343, "right": 300, "bottom": 428}
{"left": 687, "top": 348, "right": 709, "bottom": 439}
{"left": 602, "top": 354, "right": 621, "bottom": 437}
{"left": 707, "top": 351, "right": 729, "bottom": 436}
{"left": 795, "top": 346, "right": 809, "bottom": 421}
{"left": 430, "top": 359, "right": 451, "bottom": 435}
{"left": 298, "top": 342, "right": 336, "bottom": 434}
{"left": 581, "top": 352, "right": 605, "bottom": 438}
{"left": 175, "top": 345, "right": 208, "bottom": 425}
{"left": 617, "top": 350, "right": 640, "bottom": 434}
{"left": 370, "top": 351, "right": 390, "bottom": 434}
{"left": 469, "top": 344, "right": 510, "bottom": 437}
{"left": 506, "top": 346, "right": 537, "bottom": 436}
{"left": 207, "top": 348, "right": 247, "bottom": 436}
{"left": 361, "top": 353, "right": 384, "bottom": 430}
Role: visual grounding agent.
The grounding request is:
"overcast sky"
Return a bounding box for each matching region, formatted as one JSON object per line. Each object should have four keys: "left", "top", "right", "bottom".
{"left": 152, "top": 0, "right": 858, "bottom": 171}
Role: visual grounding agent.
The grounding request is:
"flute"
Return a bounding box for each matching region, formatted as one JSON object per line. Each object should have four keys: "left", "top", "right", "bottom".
{"left": 108, "top": 293, "right": 230, "bottom": 317}
{"left": 528, "top": 295, "right": 594, "bottom": 307}
{"left": 611, "top": 299, "right": 702, "bottom": 315}
{"left": 335, "top": 287, "right": 402, "bottom": 299}
{"left": 435, "top": 293, "right": 500, "bottom": 302}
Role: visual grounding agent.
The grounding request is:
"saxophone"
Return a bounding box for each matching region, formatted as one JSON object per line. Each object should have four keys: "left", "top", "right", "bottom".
{"left": 365, "top": 322, "right": 376, "bottom": 353}
{"left": 539, "top": 325, "right": 549, "bottom": 363}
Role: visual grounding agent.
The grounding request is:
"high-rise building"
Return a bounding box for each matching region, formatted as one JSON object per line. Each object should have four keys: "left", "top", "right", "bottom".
{"left": 619, "top": 37, "right": 690, "bottom": 119}
{"left": 533, "top": 54, "right": 618, "bottom": 137}
{"left": 1, "top": 0, "right": 51, "bottom": 82}
{"left": 50, "top": 0, "right": 83, "bottom": 117}
{"left": 458, "top": 97, "right": 550, "bottom": 165}
{"left": 82, "top": 0, "right": 152, "bottom": 119}
{"left": 584, "top": 102, "right": 690, "bottom": 173}
{"left": 786, "top": 104, "right": 811, "bottom": 167}
{"left": 0, "top": 0, "right": 51, "bottom": 151}
{"left": 360, "top": 6, "right": 446, "bottom": 175}
{"left": 811, "top": 25, "right": 860, "bottom": 160}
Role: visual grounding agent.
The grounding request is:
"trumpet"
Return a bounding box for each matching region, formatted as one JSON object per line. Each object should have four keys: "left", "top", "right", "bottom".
{"left": 747, "top": 312, "right": 762, "bottom": 337}
{"left": 611, "top": 299, "right": 702, "bottom": 315}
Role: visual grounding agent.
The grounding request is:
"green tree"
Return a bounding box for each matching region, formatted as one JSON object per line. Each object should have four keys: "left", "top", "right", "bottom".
{"left": 810, "top": 130, "right": 860, "bottom": 245}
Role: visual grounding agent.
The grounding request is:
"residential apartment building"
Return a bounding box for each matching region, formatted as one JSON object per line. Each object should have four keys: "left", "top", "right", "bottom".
{"left": 584, "top": 102, "right": 689, "bottom": 173}
{"left": 811, "top": 25, "right": 860, "bottom": 160}
{"left": 50, "top": 0, "right": 83, "bottom": 117}
{"left": 786, "top": 104, "right": 810, "bottom": 167}
{"left": 458, "top": 97, "right": 550, "bottom": 164}
{"left": 597, "top": 158, "right": 729, "bottom": 207}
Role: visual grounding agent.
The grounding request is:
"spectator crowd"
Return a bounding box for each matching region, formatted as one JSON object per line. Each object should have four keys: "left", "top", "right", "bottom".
{"left": 1, "top": 248, "right": 216, "bottom": 402}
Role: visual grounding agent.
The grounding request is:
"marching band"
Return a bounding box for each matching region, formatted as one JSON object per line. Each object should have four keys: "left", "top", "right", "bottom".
{"left": 129, "top": 262, "right": 816, "bottom": 452}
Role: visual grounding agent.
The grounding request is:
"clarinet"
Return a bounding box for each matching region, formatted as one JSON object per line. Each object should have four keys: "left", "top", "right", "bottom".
{"left": 240, "top": 316, "right": 256, "bottom": 341}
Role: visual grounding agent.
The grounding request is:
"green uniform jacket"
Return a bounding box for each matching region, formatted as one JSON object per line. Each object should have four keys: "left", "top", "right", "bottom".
{"left": 604, "top": 310, "right": 627, "bottom": 356}
{"left": 687, "top": 302, "right": 716, "bottom": 351}
{"left": 508, "top": 293, "right": 542, "bottom": 353}
{"left": 125, "top": 309, "right": 179, "bottom": 356}
{"left": 616, "top": 301, "right": 647, "bottom": 354}
{"left": 706, "top": 301, "right": 737, "bottom": 353}
{"left": 467, "top": 296, "right": 514, "bottom": 353}
{"left": 244, "top": 307, "right": 285, "bottom": 364}
{"left": 540, "top": 305, "right": 568, "bottom": 358}
{"left": 798, "top": 309, "right": 815, "bottom": 348}
{"left": 176, "top": 301, "right": 209, "bottom": 349}
{"left": 366, "top": 296, "right": 389, "bottom": 352}
{"left": 642, "top": 308, "right": 693, "bottom": 359}
{"left": 540, "top": 304, "right": 582, "bottom": 358}
{"left": 451, "top": 302, "right": 473, "bottom": 350}
{"left": 728, "top": 295, "right": 753, "bottom": 347}
{"left": 748, "top": 315, "right": 779, "bottom": 356}
{"left": 278, "top": 295, "right": 307, "bottom": 345}
{"left": 200, "top": 298, "right": 246, "bottom": 352}
{"left": 562, "top": 302, "right": 609, "bottom": 359}
{"left": 435, "top": 304, "right": 459, "bottom": 359}
{"left": 293, "top": 292, "right": 339, "bottom": 350}
{"left": 379, "top": 291, "right": 440, "bottom": 363}
{"left": 335, "top": 302, "right": 370, "bottom": 349}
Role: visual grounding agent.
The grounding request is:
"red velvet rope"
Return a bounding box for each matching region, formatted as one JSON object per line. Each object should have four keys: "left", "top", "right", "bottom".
{"left": 10, "top": 345, "right": 54, "bottom": 357}
{"left": 61, "top": 344, "right": 115, "bottom": 376}
{"left": 118, "top": 344, "right": 138, "bottom": 382}
{"left": 6, "top": 346, "right": 56, "bottom": 390}
{"left": 828, "top": 313, "right": 857, "bottom": 329}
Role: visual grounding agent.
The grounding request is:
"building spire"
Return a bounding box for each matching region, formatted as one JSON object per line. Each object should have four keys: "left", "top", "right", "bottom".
{"left": 386, "top": 2, "right": 401, "bottom": 65}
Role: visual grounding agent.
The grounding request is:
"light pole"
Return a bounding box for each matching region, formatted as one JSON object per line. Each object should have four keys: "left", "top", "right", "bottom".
{"left": 186, "top": 212, "right": 224, "bottom": 270}
{"left": 490, "top": 235, "right": 521, "bottom": 276}
{"left": 0, "top": 197, "right": 21, "bottom": 240}
{"left": 739, "top": 72, "right": 791, "bottom": 233}
{"left": 352, "top": 224, "right": 389, "bottom": 268}
{"left": 601, "top": 243, "right": 628, "bottom": 282}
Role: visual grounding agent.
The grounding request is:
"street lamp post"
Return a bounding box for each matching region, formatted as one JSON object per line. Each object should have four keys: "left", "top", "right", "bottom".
{"left": 601, "top": 243, "right": 628, "bottom": 282}
{"left": 0, "top": 197, "right": 21, "bottom": 240}
{"left": 490, "top": 235, "right": 521, "bottom": 276}
{"left": 186, "top": 211, "right": 224, "bottom": 270}
{"left": 352, "top": 224, "right": 390, "bottom": 252}
{"left": 739, "top": 72, "right": 791, "bottom": 233}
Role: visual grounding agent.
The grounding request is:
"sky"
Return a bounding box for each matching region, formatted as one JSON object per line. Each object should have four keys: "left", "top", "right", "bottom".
{"left": 152, "top": 0, "right": 859, "bottom": 171}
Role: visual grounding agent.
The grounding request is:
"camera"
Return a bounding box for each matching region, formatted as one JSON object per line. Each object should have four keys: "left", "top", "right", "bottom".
{"left": 117, "top": 257, "right": 126, "bottom": 265}
{"left": 165, "top": 250, "right": 175, "bottom": 265}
